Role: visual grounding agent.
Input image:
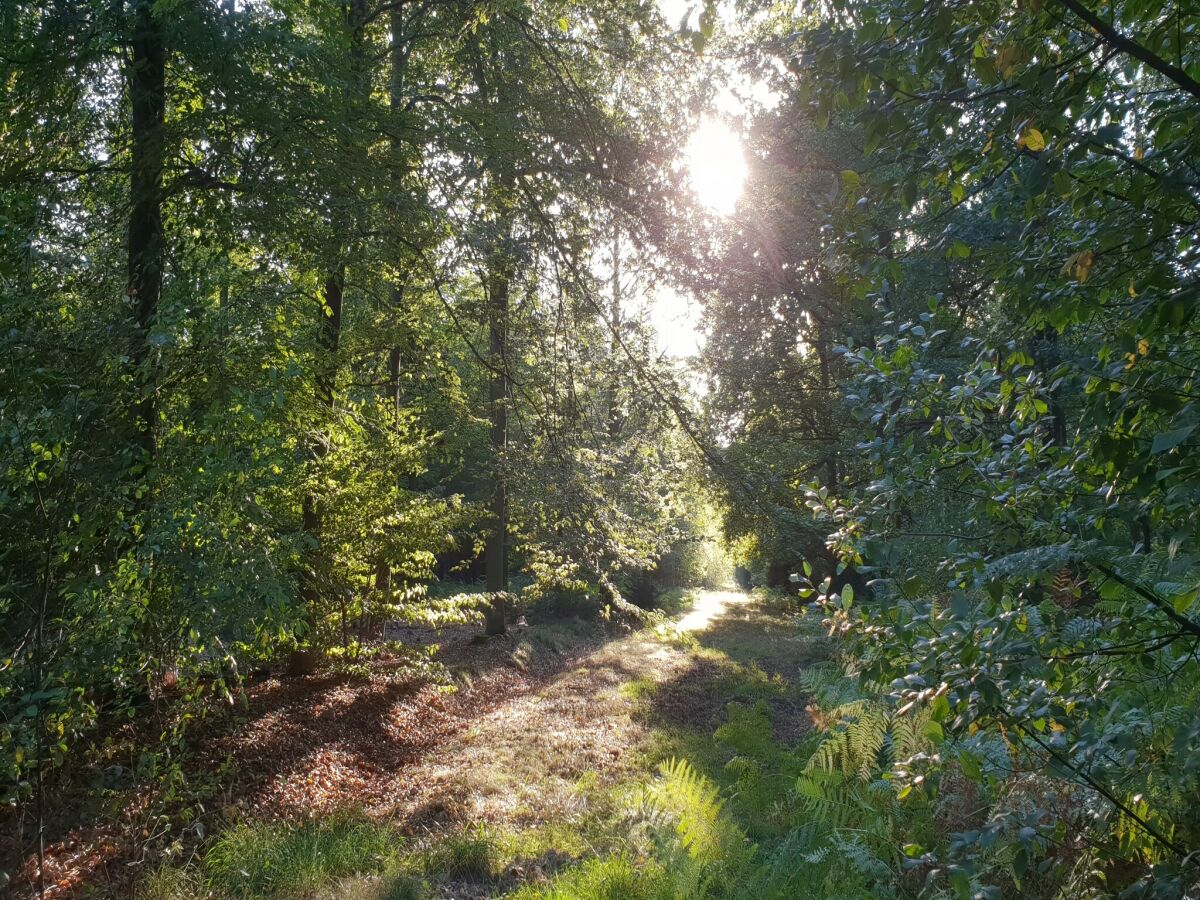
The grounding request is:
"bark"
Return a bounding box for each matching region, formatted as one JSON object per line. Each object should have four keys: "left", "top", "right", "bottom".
{"left": 1032, "top": 327, "right": 1067, "bottom": 448}
{"left": 374, "top": 3, "right": 413, "bottom": 603}
{"left": 387, "top": 2, "right": 407, "bottom": 433}
{"left": 127, "top": 0, "right": 165, "bottom": 465}
{"left": 812, "top": 318, "right": 839, "bottom": 487}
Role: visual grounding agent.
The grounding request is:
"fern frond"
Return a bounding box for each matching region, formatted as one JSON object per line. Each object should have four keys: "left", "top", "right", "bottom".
{"left": 799, "top": 662, "right": 866, "bottom": 708}
{"left": 640, "top": 757, "right": 754, "bottom": 881}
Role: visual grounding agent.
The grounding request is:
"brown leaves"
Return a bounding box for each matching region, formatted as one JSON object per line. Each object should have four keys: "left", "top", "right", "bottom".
{"left": 1061, "top": 248, "right": 1094, "bottom": 283}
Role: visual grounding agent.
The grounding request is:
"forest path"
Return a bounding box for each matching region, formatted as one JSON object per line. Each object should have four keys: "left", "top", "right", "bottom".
{"left": 67, "top": 589, "right": 824, "bottom": 899}
{"left": 346, "top": 588, "right": 822, "bottom": 899}
{"left": 390, "top": 590, "right": 749, "bottom": 836}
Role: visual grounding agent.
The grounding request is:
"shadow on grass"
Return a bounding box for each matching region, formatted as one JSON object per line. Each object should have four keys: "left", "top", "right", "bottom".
{"left": 633, "top": 595, "right": 829, "bottom": 842}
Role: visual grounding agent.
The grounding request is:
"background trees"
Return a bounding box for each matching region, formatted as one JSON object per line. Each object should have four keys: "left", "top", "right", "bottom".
{"left": 0, "top": 0, "right": 706, "bottom": 850}
{"left": 10, "top": 0, "right": 1200, "bottom": 894}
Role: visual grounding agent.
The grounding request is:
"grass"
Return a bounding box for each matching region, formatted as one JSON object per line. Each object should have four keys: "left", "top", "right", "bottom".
{"left": 650, "top": 587, "right": 699, "bottom": 617}
{"left": 141, "top": 813, "right": 402, "bottom": 899}
{"left": 142, "top": 591, "right": 843, "bottom": 900}
{"left": 421, "top": 823, "right": 497, "bottom": 879}
{"left": 507, "top": 854, "right": 671, "bottom": 900}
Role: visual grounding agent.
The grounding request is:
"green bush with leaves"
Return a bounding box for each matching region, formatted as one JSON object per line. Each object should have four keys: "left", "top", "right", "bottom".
{"left": 735, "top": 0, "right": 1200, "bottom": 893}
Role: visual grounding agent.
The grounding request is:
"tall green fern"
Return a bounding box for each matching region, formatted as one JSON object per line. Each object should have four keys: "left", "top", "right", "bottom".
{"left": 638, "top": 757, "right": 756, "bottom": 897}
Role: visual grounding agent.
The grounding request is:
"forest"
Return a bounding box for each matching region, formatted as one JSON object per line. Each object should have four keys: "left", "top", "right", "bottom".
{"left": 3, "top": 0, "right": 1200, "bottom": 897}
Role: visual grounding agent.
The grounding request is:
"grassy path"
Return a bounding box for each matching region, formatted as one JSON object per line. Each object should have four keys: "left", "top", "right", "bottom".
{"left": 144, "top": 590, "right": 830, "bottom": 899}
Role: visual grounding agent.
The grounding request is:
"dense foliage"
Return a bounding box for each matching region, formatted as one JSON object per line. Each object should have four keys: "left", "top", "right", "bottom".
{"left": 7, "top": 0, "right": 1200, "bottom": 896}
{"left": 0, "top": 0, "right": 712, "bottom": 874}
{"left": 699, "top": 0, "right": 1200, "bottom": 895}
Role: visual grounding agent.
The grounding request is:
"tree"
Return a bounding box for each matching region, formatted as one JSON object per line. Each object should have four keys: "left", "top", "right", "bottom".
{"left": 726, "top": 0, "right": 1200, "bottom": 890}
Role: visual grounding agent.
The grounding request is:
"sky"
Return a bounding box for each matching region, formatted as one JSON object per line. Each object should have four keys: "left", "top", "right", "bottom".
{"left": 640, "top": 0, "right": 769, "bottom": 360}
{"left": 646, "top": 115, "right": 746, "bottom": 359}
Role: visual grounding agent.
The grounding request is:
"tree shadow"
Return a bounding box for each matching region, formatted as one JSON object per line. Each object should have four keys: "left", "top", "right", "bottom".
{"left": 2, "top": 612, "right": 614, "bottom": 897}
{"left": 643, "top": 597, "right": 824, "bottom": 755}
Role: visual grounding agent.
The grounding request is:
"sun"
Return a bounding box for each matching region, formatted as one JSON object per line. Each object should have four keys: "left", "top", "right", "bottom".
{"left": 684, "top": 116, "right": 746, "bottom": 216}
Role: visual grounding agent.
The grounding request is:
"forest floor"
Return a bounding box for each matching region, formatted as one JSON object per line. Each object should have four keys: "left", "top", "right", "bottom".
{"left": 15, "top": 589, "right": 828, "bottom": 899}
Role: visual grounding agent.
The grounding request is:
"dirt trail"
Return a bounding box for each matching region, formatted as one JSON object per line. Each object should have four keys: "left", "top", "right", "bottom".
{"left": 9, "top": 591, "right": 807, "bottom": 898}
{"left": 391, "top": 591, "right": 750, "bottom": 834}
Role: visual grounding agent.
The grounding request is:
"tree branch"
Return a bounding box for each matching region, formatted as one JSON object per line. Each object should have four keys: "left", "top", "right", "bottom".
{"left": 1055, "top": 0, "right": 1200, "bottom": 101}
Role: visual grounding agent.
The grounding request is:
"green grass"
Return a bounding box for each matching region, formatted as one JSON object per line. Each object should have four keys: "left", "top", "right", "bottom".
{"left": 144, "top": 593, "right": 844, "bottom": 900}
{"left": 141, "top": 813, "right": 403, "bottom": 899}
{"left": 420, "top": 823, "right": 497, "bottom": 879}
{"left": 507, "top": 854, "right": 671, "bottom": 900}
{"left": 651, "top": 587, "right": 700, "bottom": 617}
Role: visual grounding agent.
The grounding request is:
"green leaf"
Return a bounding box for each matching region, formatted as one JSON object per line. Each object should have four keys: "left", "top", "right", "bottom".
{"left": 923, "top": 719, "right": 945, "bottom": 743}
{"left": 1150, "top": 423, "right": 1195, "bottom": 454}
{"left": 949, "top": 867, "right": 971, "bottom": 897}
{"left": 931, "top": 693, "right": 950, "bottom": 722}
{"left": 841, "top": 583, "right": 854, "bottom": 608}
{"left": 959, "top": 751, "right": 982, "bottom": 782}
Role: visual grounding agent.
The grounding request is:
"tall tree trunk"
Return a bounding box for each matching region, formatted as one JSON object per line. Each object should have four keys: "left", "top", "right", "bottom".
{"left": 607, "top": 226, "right": 622, "bottom": 438}
{"left": 372, "top": 3, "right": 416, "bottom": 605}
{"left": 1032, "top": 327, "right": 1068, "bottom": 448}
{"left": 301, "top": 266, "right": 343, "bottom": 612}
{"left": 483, "top": 242, "right": 510, "bottom": 635}
{"left": 299, "top": 0, "right": 363, "bottom": 643}
{"left": 387, "top": 5, "right": 408, "bottom": 431}
{"left": 812, "top": 318, "right": 839, "bottom": 487}
{"left": 127, "top": 0, "right": 165, "bottom": 466}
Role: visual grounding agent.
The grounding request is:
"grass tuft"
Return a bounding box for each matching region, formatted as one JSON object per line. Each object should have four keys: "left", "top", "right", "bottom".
{"left": 202, "top": 813, "right": 401, "bottom": 898}
{"left": 421, "top": 823, "right": 497, "bottom": 879}
{"left": 508, "top": 854, "right": 671, "bottom": 900}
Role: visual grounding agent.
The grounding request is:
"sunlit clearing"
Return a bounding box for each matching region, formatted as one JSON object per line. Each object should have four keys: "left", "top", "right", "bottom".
{"left": 684, "top": 116, "right": 746, "bottom": 216}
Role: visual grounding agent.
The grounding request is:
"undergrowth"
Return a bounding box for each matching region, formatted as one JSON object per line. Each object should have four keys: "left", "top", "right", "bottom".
{"left": 142, "top": 594, "right": 988, "bottom": 899}
{"left": 141, "top": 813, "right": 402, "bottom": 899}
{"left": 519, "top": 599, "right": 943, "bottom": 900}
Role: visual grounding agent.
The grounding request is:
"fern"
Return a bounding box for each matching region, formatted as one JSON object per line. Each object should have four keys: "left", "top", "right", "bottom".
{"left": 650, "top": 758, "right": 732, "bottom": 864}
{"left": 713, "top": 701, "right": 778, "bottom": 763}
{"left": 794, "top": 768, "right": 870, "bottom": 830}
{"left": 798, "top": 662, "right": 866, "bottom": 709}
{"left": 830, "top": 832, "right": 892, "bottom": 881}
{"left": 982, "top": 542, "right": 1076, "bottom": 582}
{"left": 638, "top": 757, "right": 755, "bottom": 897}
{"left": 1060, "top": 615, "right": 1102, "bottom": 645}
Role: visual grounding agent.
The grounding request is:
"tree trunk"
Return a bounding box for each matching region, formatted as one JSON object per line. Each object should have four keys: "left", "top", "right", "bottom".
{"left": 127, "top": 0, "right": 165, "bottom": 466}
{"left": 1032, "top": 327, "right": 1068, "bottom": 448}
{"left": 484, "top": 248, "right": 510, "bottom": 635}
{"left": 387, "top": 4, "right": 408, "bottom": 434}
{"left": 299, "top": 0, "right": 362, "bottom": 637}
{"left": 300, "top": 266, "right": 343, "bottom": 615}
{"left": 812, "top": 320, "right": 839, "bottom": 487}
{"left": 373, "top": 3, "right": 414, "bottom": 606}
